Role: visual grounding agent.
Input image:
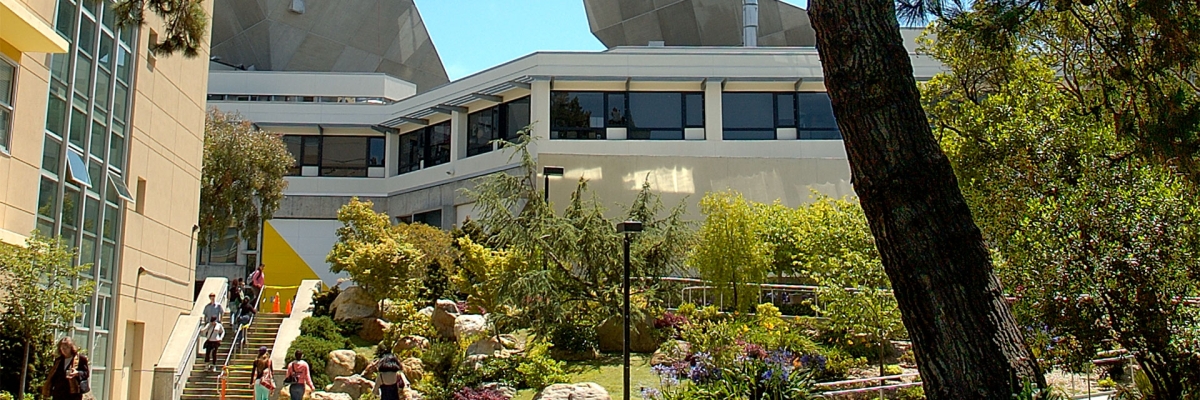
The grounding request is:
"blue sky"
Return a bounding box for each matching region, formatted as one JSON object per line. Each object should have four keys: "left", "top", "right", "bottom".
{"left": 415, "top": 0, "right": 809, "bottom": 80}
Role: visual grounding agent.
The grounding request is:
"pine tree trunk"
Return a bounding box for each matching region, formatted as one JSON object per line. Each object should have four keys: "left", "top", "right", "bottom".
{"left": 806, "top": 1, "right": 1045, "bottom": 397}
{"left": 19, "top": 339, "right": 29, "bottom": 399}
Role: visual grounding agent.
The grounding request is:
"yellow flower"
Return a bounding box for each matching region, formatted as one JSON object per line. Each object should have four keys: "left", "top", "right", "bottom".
{"left": 741, "top": 325, "right": 750, "bottom": 333}
{"left": 764, "top": 322, "right": 774, "bottom": 330}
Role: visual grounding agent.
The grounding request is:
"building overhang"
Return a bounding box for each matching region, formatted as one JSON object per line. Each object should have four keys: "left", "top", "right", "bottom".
{"left": 0, "top": 0, "right": 70, "bottom": 58}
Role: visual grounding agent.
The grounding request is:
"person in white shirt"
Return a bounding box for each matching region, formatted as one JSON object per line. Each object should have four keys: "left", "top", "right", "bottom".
{"left": 202, "top": 293, "right": 224, "bottom": 323}
{"left": 202, "top": 316, "right": 225, "bottom": 372}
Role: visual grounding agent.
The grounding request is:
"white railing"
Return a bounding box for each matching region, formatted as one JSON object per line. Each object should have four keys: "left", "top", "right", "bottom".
{"left": 151, "top": 278, "right": 228, "bottom": 400}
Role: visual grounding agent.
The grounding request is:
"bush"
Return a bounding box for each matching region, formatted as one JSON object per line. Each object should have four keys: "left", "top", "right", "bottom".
{"left": 817, "top": 347, "right": 867, "bottom": 381}
{"left": 675, "top": 302, "right": 697, "bottom": 317}
{"left": 548, "top": 323, "right": 598, "bottom": 356}
{"left": 514, "top": 341, "right": 568, "bottom": 389}
{"left": 452, "top": 386, "right": 511, "bottom": 400}
{"left": 654, "top": 311, "right": 689, "bottom": 340}
{"left": 312, "top": 285, "right": 342, "bottom": 318}
{"left": 301, "top": 316, "right": 350, "bottom": 345}
{"left": 287, "top": 335, "right": 343, "bottom": 389}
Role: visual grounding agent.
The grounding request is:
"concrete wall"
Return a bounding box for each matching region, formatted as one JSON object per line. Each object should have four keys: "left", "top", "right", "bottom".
{"left": 207, "top": 70, "right": 416, "bottom": 101}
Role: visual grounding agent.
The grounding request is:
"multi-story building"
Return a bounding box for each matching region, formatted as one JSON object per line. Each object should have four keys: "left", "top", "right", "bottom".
{"left": 209, "top": 38, "right": 941, "bottom": 291}
{"left": 0, "top": 0, "right": 210, "bottom": 399}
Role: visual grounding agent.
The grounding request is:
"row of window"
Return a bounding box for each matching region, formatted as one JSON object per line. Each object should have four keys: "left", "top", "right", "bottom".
{"left": 550, "top": 91, "right": 704, "bottom": 140}
{"left": 0, "top": 58, "right": 13, "bottom": 152}
{"left": 550, "top": 91, "right": 841, "bottom": 140}
{"left": 207, "top": 94, "right": 392, "bottom": 105}
{"left": 282, "top": 135, "right": 385, "bottom": 177}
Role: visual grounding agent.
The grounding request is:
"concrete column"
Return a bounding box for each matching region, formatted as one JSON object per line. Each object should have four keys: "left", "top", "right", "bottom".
{"left": 705, "top": 80, "right": 723, "bottom": 141}
{"left": 531, "top": 80, "right": 552, "bottom": 141}
{"left": 450, "top": 111, "right": 468, "bottom": 162}
{"left": 384, "top": 131, "right": 398, "bottom": 177}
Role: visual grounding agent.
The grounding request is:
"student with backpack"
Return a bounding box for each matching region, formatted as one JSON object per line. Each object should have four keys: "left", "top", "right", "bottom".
{"left": 284, "top": 350, "right": 315, "bottom": 399}
{"left": 202, "top": 316, "right": 225, "bottom": 371}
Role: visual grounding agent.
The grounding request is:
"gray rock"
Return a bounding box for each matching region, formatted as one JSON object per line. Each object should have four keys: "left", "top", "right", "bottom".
{"left": 533, "top": 383, "right": 612, "bottom": 400}
{"left": 309, "top": 391, "right": 354, "bottom": 400}
{"left": 326, "top": 349, "right": 358, "bottom": 378}
{"left": 454, "top": 314, "right": 489, "bottom": 341}
{"left": 359, "top": 318, "right": 391, "bottom": 343}
{"left": 327, "top": 374, "right": 374, "bottom": 399}
{"left": 393, "top": 335, "right": 430, "bottom": 352}
{"left": 432, "top": 300, "right": 460, "bottom": 340}
{"left": 596, "top": 314, "right": 661, "bottom": 353}
{"left": 329, "top": 286, "right": 380, "bottom": 321}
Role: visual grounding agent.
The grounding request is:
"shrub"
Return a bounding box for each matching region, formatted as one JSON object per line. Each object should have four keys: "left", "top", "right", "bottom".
{"left": 548, "top": 323, "right": 598, "bottom": 356}
{"left": 817, "top": 347, "right": 867, "bottom": 381}
{"left": 884, "top": 364, "right": 904, "bottom": 376}
{"left": 896, "top": 386, "right": 925, "bottom": 400}
{"left": 755, "top": 303, "right": 782, "bottom": 319}
{"left": 287, "top": 335, "right": 343, "bottom": 388}
{"left": 654, "top": 311, "right": 689, "bottom": 339}
{"left": 675, "top": 302, "right": 697, "bottom": 317}
{"left": 311, "top": 285, "right": 342, "bottom": 318}
{"left": 336, "top": 319, "right": 364, "bottom": 339}
{"left": 452, "top": 387, "right": 511, "bottom": 400}
{"left": 514, "top": 341, "right": 568, "bottom": 389}
{"left": 300, "top": 316, "right": 349, "bottom": 345}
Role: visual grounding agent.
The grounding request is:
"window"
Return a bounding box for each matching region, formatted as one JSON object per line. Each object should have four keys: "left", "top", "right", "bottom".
{"left": 281, "top": 135, "right": 385, "bottom": 177}
{"left": 722, "top": 92, "right": 778, "bottom": 140}
{"left": 467, "top": 97, "right": 530, "bottom": 157}
{"left": 796, "top": 92, "right": 841, "bottom": 139}
{"left": 396, "top": 121, "right": 451, "bottom": 175}
{"left": 0, "top": 58, "right": 14, "bottom": 152}
{"left": 66, "top": 149, "right": 92, "bottom": 187}
{"left": 399, "top": 209, "right": 443, "bottom": 228}
{"left": 550, "top": 92, "right": 606, "bottom": 139}
{"left": 626, "top": 92, "right": 703, "bottom": 140}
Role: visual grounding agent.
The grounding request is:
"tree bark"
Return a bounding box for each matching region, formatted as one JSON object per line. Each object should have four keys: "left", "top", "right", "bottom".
{"left": 807, "top": 1, "right": 1045, "bottom": 397}
{"left": 19, "top": 339, "right": 29, "bottom": 399}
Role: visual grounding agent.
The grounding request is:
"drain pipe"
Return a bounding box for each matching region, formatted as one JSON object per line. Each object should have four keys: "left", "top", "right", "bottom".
{"left": 743, "top": 0, "right": 759, "bottom": 47}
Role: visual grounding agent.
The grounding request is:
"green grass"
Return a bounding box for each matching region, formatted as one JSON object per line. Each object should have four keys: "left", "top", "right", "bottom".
{"left": 512, "top": 355, "right": 657, "bottom": 400}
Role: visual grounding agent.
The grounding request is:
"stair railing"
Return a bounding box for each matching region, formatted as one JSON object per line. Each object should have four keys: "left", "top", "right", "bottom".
{"left": 217, "top": 284, "right": 265, "bottom": 384}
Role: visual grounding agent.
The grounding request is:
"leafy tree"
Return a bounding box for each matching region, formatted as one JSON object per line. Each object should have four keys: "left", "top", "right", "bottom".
{"left": 327, "top": 198, "right": 424, "bottom": 307}
{"left": 197, "top": 110, "right": 292, "bottom": 248}
{"left": 111, "top": 0, "right": 209, "bottom": 57}
{"left": 0, "top": 234, "right": 95, "bottom": 399}
{"left": 924, "top": 20, "right": 1200, "bottom": 397}
{"left": 806, "top": 0, "right": 1044, "bottom": 396}
{"left": 461, "top": 130, "right": 692, "bottom": 337}
{"left": 689, "top": 190, "right": 770, "bottom": 313}
{"left": 793, "top": 195, "right": 904, "bottom": 377}
{"left": 394, "top": 222, "right": 458, "bottom": 305}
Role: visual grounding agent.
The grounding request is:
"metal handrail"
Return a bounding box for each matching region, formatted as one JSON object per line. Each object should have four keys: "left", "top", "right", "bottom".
{"left": 218, "top": 284, "right": 265, "bottom": 380}
{"left": 178, "top": 283, "right": 229, "bottom": 390}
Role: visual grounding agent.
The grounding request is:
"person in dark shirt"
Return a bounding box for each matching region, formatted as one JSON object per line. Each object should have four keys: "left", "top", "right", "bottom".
{"left": 42, "top": 337, "right": 89, "bottom": 400}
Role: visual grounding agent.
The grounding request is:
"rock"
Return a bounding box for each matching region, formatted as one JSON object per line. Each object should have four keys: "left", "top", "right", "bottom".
{"left": 309, "top": 392, "right": 353, "bottom": 400}
{"left": 466, "top": 336, "right": 505, "bottom": 356}
{"left": 650, "top": 341, "right": 692, "bottom": 366}
{"left": 327, "top": 374, "right": 374, "bottom": 399}
{"left": 405, "top": 388, "right": 424, "bottom": 400}
{"left": 418, "top": 306, "right": 434, "bottom": 317}
{"left": 454, "top": 314, "right": 489, "bottom": 341}
{"left": 326, "top": 349, "right": 358, "bottom": 378}
{"left": 401, "top": 357, "right": 425, "bottom": 382}
{"left": 533, "top": 382, "right": 611, "bottom": 400}
{"left": 359, "top": 318, "right": 391, "bottom": 343}
{"left": 330, "top": 286, "right": 380, "bottom": 321}
{"left": 498, "top": 334, "right": 523, "bottom": 351}
{"left": 597, "top": 314, "right": 660, "bottom": 353}
{"left": 394, "top": 335, "right": 430, "bottom": 352}
{"left": 431, "top": 300, "right": 460, "bottom": 339}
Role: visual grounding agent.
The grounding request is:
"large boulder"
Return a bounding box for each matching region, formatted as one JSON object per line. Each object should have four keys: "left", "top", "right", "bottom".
{"left": 329, "top": 286, "right": 380, "bottom": 321}
{"left": 326, "top": 350, "right": 358, "bottom": 378}
{"left": 482, "top": 382, "right": 517, "bottom": 399}
{"left": 418, "top": 306, "right": 434, "bottom": 317}
{"left": 466, "top": 336, "right": 505, "bottom": 356}
{"left": 454, "top": 314, "right": 489, "bottom": 341}
{"left": 359, "top": 318, "right": 391, "bottom": 343}
{"left": 401, "top": 357, "right": 425, "bottom": 382}
{"left": 431, "top": 300, "right": 459, "bottom": 340}
{"left": 393, "top": 335, "right": 430, "bottom": 352}
{"left": 327, "top": 374, "right": 374, "bottom": 399}
{"left": 596, "top": 314, "right": 660, "bottom": 353}
{"left": 309, "top": 392, "right": 353, "bottom": 400}
{"left": 533, "top": 383, "right": 612, "bottom": 400}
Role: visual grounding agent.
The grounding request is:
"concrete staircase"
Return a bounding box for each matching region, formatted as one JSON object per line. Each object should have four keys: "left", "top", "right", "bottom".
{"left": 181, "top": 313, "right": 288, "bottom": 400}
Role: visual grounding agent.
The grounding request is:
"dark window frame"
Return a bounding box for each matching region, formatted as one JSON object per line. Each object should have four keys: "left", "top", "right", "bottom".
{"left": 722, "top": 92, "right": 842, "bottom": 141}
{"left": 467, "top": 96, "right": 531, "bottom": 157}
{"left": 280, "top": 134, "right": 386, "bottom": 177}
{"left": 550, "top": 91, "right": 608, "bottom": 140}
{"left": 722, "top": 92, "right": 781, "bottom": 140}
{"left": 396, "top": 120, "right": 452, "bottom": 175}
{"left": 551, "top": 91, "right": 702, "bottom": 140}
{"left": 795, "top": 92, "right": 842, "bottom": 140}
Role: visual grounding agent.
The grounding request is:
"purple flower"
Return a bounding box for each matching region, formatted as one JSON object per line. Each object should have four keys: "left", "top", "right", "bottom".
{"left": 640, "top": 387, "right": 661, "bottom": 399}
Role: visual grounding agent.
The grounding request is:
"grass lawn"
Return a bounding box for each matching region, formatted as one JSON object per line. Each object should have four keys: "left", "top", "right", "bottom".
{"left": 513, "top": 354, "right": 657, "bottom": 400}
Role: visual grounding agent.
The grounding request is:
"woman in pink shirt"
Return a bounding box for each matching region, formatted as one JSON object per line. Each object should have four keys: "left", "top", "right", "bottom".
{"left": 285, "top": 350, "right": 315, "bottom": 399}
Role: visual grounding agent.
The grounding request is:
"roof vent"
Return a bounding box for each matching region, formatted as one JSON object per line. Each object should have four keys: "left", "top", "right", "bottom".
{"left": 743, "top": 0, "right": 759, "bottom": 47}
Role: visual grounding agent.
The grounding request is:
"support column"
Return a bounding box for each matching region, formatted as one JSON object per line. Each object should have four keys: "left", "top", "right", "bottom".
{"left": 384, "top": 131, "right": 398, "bottom": 177}
{"left": 704, "top": 79, "right": 723, "bottom": 141}
{"left": 530, "top": 80, "right": 552, "bottom": 141}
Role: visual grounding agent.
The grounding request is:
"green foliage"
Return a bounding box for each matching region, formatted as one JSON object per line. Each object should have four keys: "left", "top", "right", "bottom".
{"left": 197, "top": 110, "right": 291, "bottom": 248}
{"left": 327, "top": 198, "right": 425, "bottom": 306}
{"left": 111, "top": 0, "right": 209, "bottom": 57}
{"left": 300, "top": 316, "right": 350, "bottom": 345}
{"left": 514, "top": 341, "right": 569, "bottom": 389}
{"left": 690, "top": 190, "right": 771, "bottom": 313}
{"left": 311, "top": 286, "right": 342, "bottom": 318}
{"left": 0, "top": 392, "right": 34, "bottom": 400}
{"left": 0, "top": 233, "right": 95, "bottom": 398}
{"left": 548, "top": 322, "right": 599, "bottom": 356}
{"left": 924, "top": 16, "right": 1200, "bottom": 396}
{"left": 460, "top": 131, "right": 692, "bottom": 338}
{"left": 378, "top": 300, "right": 438, "bottom": 357}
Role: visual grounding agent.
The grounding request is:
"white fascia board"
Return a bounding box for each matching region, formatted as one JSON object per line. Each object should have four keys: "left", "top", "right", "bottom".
{"left": 208, "top": 70, "right": 416, "bottom": 99}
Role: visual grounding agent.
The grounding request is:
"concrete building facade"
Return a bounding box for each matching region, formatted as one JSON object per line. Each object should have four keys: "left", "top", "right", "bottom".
{"left": 208, "top": 43, "right": 941, "bottom": 290}
{"left": 0, "top": 0, "right": 210, "bottom": 399}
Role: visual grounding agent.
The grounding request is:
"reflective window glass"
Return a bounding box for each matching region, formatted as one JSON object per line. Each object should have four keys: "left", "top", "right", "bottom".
{"left": 74, "top": 55, "right": 92, "bottom": 97}
{"left": 605, "top": 93, "right": 627, "bottom": 126}
{"left": 684, "top": 93, "right": 704, "bottom": 128}
{"left": 83, "top": 196, "right": 99, "bottom": 235}
{"left": 722, "top": 93, "right": 777, "bottom": 140}
{"left": 551, "top": 92, "right": 606, "bottom": 139}
{"left": 56, "top": 0, "right": 76, "bottom": 37}
{"left": 98, "top": 34, "right": 114, "bottom": 70}
{"left": 368, "top": 137, "right": 385, "bottom": 168}
{"left": 467, "top": 107, "right": 499, "bottom": 157}
{"left": 43, "top": 136, "right": 63, "bottom": 175}
{"left": 69, "top": 106, "right": 87, "bottom": 147}
{"left": 776, "top": 93, "right": 796, "bottom": 127}
{"left": 100, "top": 241, "right": 115, "bottom": 280}
{"left": 78, "top": 16, "right": 96, "bottom": 56}
{"left": 109, "top": 123, "right": 125, "bottom": 169}
{"left": 90, "top": 120, "right": 105, "bottom": 159}
{"left": 46, "top": 89, "right": 68, "bottom": 137}
{"left": 39, "top": 178, "right": 59, "bottom": 219}
{"left": 94, "top": 69, "right": 111, "bottom": 110}
{"left": 281, "top": 135, "right": 301, "bottom": 175}
{"left": 63, "top": 185, "right": 81, "bottom": 229}
{"left": 320, "top": 136, "right": 368, "bottom": 177}
{"left": 102, "top": 203, "right": 117, "bottom": 240}
{"left": 628, "top": 92, "right": 684, "bottom": 140}
{"left": 301, "top": 136, "right": 320, "bottom": 166}
{"left": 397, "top": 130, "right": 423, "bottom": 174}
{"left": 426, "top": 122, "right": 451, "bottom": 167}
{"left": 113, "top": 83, "right": 128, "bottom": 120}
{"left": 80, "top": 233, "right": 96, "bottom": 266}
{"left": 797, "top": 92, "right": 842, "bottom": 139}
{"left": 505, "top": 97, "right": 531, "bottom": 140}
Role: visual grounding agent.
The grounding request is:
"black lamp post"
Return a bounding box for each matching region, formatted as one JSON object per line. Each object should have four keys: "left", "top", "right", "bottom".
{"left": 616, "top": 220, "right": 643, "bottom": 400}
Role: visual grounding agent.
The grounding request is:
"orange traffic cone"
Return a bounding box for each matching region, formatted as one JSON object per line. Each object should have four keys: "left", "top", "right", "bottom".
{"left": 286, "top": 298, "right": 294, "bottom": 314}
{"left": 272, "top": 293, "right": 281, "bottom": 313}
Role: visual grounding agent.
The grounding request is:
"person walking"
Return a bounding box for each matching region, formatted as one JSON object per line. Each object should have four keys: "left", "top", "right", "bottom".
{"left": 229, "top": 278, "right": 245, "bottom": 325}
{"left": 248, "top": 264, "right": 266, "bottom": 302}
{"left": 371, "top": 353, "right": 410, "bottom": 400}
{"left": 284, "top": 350, "right": 315, "bottom": 400}
{"left": 203, "top": 292, "right": 225, "bottom": 326}
{"left": 202, "top": 316, "right": 225, "bottom": 371}
{"left": 251, "top": 346, "right": 275, "bottom": 400}
{"left": 41, "top": 337, "right": 90, "bottom": 400}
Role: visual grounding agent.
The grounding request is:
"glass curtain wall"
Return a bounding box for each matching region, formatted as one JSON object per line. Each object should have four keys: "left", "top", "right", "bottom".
{"left": 38, "top": 1, "right": 137, "bottom": 397}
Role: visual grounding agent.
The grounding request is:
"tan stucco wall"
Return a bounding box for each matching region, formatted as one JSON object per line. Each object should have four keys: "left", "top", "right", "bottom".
{"left": 108, "top": 1, "right": 213, "bottom": 399}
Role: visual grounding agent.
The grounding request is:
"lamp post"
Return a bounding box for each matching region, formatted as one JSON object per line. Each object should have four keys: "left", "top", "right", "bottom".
{"left": 616, "top": 220, "right": 643, "bottom": 400}
{"left": 542, "top": 166, "right": 564, "bottom": 203}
